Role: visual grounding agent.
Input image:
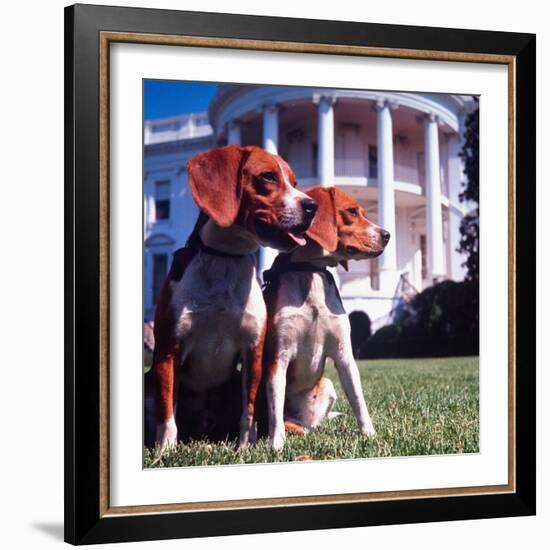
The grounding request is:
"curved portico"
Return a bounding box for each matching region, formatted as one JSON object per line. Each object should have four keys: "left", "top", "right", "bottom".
{"left": 209, "top": 86, "right": 469, "bottom": 319}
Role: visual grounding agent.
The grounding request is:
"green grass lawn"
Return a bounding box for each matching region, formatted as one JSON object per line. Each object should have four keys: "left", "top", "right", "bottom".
{"left": 144, "top": 356, "right": 479, "bottom": 468}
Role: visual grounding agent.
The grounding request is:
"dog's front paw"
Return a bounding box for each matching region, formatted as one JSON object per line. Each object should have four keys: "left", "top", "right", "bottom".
{"left": 238, "top": 432, "right": 255, "bottom": 449}
{"left": 156, "top": 417, "right": 178, "bottom": 451}
{"left": 361, "top": 424, "right": 376, "bottom": 437}
{"left": 271, "top": 431, "right": 286, "bottom": 451}
{"left": 360, "top": 421, "right": 376, "bottom": 438}
{"left": 238, "top": 416, "right": 258, "bottom": 448}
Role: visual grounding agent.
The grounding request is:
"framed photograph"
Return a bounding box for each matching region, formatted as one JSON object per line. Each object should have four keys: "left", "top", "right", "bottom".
{"left": 65, "top": 3, "right": 536, "bottom": 545}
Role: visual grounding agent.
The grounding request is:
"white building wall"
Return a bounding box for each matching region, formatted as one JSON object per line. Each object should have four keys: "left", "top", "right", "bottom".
{"left": 411, "top": 230, "right": 424, "bottom": 292}
{"left": 283, "top": 132, "right": 312, "bottom": 179}
{"left": 396, "top": 208, "right": 417, "bottom": 287}
{"left": 143, "top": 146, "right": 205, "bottom": 319}
{"left": 342, "top": 296, "right": 397, "bottom": 330}
{"left": 394, "top": 139, "right": 423, "bottom": 187}
{"left": 335, "top": 123, "right": 367, "bottom": 177}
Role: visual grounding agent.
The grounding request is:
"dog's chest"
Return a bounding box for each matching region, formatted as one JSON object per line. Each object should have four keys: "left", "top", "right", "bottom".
{"left": 275, "top": 272, "right": 348, "bottom": 382}
{"left": 171, "top": 253, "right": 266, "bottom": 345}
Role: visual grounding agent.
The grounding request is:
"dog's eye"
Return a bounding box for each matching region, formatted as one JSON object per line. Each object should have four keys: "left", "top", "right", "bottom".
{"left": 260, "top": 171, "right": 277, "bottom": 182}
{"left": 347, "top": 208, "right": 358, "bottom": 217}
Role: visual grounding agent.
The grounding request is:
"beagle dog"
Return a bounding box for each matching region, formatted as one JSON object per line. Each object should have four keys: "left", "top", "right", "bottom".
{"left": 151, "top": 145, "right": 318, "bottom": 449}
{"left": 262, "top": 186, "right": 389, "bottom": 450}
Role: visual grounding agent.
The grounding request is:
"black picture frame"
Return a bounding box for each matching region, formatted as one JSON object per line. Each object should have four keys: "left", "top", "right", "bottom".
{"left": 65, "top": 3, "right": 536, "bottom": 545}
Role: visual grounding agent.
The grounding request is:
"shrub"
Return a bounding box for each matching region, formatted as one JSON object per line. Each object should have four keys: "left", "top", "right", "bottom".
{"left": 349, "top": 310, "right": 372, "bottom": 358}
{"left": 359, "top": 279, "right": 479, "bottom": 359}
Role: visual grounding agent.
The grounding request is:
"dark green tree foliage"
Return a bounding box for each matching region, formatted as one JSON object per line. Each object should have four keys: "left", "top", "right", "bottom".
{"left": 359, "top": 279, "right": 479, "bottom": 359}
{"left": 458, "top": 98, "right": 479, "bottom": 281}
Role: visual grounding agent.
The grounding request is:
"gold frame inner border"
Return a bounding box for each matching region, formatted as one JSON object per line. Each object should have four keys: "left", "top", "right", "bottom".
{"left": 98, "top": 31, "right": 516, "bottom": 518}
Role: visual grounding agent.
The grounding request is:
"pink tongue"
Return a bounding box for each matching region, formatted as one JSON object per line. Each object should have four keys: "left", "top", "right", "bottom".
{"left": 287, "top": 232, "right": 307, "bottom": 246}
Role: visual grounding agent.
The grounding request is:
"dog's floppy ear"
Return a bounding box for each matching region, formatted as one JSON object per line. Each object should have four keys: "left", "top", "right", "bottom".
{"left": 188, "top": 145, "right": 247, "bottom": 227}
{"left": 305, "top": 187, "right": 338, "bottom": 252}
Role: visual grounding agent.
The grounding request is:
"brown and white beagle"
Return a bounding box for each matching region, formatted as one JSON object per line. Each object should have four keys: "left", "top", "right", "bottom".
{"left": 150, "top": 145, "right": 318, "bottom": 449}
{"left": 262, "top": 186, "right": 389, "bottom": 450}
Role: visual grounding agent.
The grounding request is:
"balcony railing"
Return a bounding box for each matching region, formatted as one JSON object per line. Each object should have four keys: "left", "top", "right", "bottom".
{"left": 288, "top": 159, "right": 316, "bottom": 179}
{"left": 290, "top": 158, "right": 370, "bottom": 180}
{"left": 287, "top": 156, "right": 447, "bottom": 195}
{"left": 335, "top": 157, "right": 369, "bottom": 178}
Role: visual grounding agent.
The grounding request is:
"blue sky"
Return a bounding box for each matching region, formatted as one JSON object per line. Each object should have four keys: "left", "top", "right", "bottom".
{"left": 144, "top": 80, "right": 218, "bottom": 120}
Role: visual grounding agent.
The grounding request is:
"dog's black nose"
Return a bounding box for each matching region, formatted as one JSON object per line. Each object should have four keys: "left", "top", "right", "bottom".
{"left": 380, "top": 229, "right": 391, "bottom": 243}
{"left": 301, "top": 198, "right": 318, "bottom": 219}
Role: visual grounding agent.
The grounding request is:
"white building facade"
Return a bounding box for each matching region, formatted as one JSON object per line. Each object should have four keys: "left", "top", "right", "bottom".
{"left": 144, "top": 85, "right": 473, "bottom": 327}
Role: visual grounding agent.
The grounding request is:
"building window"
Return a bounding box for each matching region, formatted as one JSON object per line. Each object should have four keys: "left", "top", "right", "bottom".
{"left": 420, "top": 234, "right": 428, "bottom": 280}
{"left": 370, "top": 255, "right": 380, "bottom": 291}
{"left": 155, "top": 180, "right": 171, "bottom": 220}
{"left": 152, "top": 254, "right": 168, "bottom": 303}
{"left": 368, "top": 145, "right": 378, "bottom": 178}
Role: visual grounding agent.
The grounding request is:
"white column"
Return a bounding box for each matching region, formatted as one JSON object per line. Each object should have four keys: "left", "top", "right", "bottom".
{"left": 146, "top": 193, "right": 156, "bottom": 227}
{"left": 143, "top": 194, "right": 149, "bottom": 234}
{"left": 424, "top": 113, "right": 445, "bottom": 281}
{"left": 186, "top": 116, "right": 194, "bottom": 138}
{"left": 227, "top": 120, "right": 242, "bottom": 145}
{"left": 144, "top": 123, "right": 152, "bottom": 145}
{"left": 144, "top": 251, "right": 152, "bottom": 316}
{"left": 315, "top": 95, "right": 335, "bottom": 186}
{"left": 259, "top": 104, "right": 280, "bottom": 278}
{"left": 375, "top": 99, "right": 398, "bottom": 292}
{"left": 262, "top": 103, "right": 278, "bottom": 154}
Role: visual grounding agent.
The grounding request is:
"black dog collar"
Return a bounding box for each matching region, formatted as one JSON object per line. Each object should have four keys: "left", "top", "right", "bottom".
{"left": 195, "top": 238, "right": 248, "bottom": 259}
{"left": 263, "top": 254, "right": 337, "bottom": 289}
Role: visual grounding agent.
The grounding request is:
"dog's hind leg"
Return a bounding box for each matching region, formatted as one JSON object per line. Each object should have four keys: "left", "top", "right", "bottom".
{"left": 143, "top": 369, "right": 156, "bottom": 449}
{"left": 266, "top": 351, "right": 291, "bottom": 451}
{"left": 284, "top": 377, "right": 338, "bottom": 434}
{"left": 153, "top": 352, "right": 180, "bottom": 449}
